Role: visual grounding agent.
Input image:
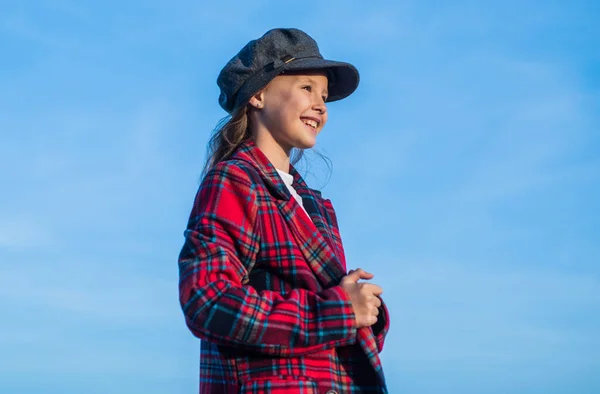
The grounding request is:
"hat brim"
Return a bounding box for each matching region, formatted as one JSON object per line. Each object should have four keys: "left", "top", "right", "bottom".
{"left": 281, "top": 58, "right": 360, "bottom": 103}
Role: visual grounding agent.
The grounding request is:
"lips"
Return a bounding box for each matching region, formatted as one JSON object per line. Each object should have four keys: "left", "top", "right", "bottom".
{"left": 300, "top": 116, "right": 320, "bottom": 130}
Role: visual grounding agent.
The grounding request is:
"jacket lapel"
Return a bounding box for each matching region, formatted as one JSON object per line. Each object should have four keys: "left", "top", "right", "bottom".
{"left": 231, "top": 140, "right": 346, "bottom": 289}
{"left": 358, "top": 327, "right": 387, "bottom": 386}
{"left": 274, "top": 194, "right": 346, "bottom": 290}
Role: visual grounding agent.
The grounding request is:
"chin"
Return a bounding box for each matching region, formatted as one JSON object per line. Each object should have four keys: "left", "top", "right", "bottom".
{"left": 296, "top": 140, "right": 316, "bottom": 150}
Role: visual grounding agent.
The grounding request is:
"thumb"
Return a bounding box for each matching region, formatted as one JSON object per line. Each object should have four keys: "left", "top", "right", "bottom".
{"left": 343, "top": 268, "right": 374, "bottom": 283}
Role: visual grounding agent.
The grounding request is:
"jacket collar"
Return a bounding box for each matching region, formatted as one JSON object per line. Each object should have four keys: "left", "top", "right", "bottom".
{"left": 229, "top": 139, "right": 322, "bottom": 202}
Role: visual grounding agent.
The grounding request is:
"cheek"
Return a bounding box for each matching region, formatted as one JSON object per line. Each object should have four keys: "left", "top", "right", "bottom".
{"left": 263, "top": 106, "right": 297, "bottom": 132}
{"left": 278, "top": 97, "right": 304, "bottom": 124}
{"left": 262, "top": 92, "right": 305, "bottom": 130}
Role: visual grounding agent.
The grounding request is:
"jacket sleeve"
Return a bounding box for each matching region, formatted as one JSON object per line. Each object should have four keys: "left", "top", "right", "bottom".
{"left": 178, "top": 162, "right": 357, "bottom": 357}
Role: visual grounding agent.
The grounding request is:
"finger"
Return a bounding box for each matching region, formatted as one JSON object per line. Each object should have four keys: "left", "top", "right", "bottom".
{"left": 363, "top": 283, "right": 383, "bottom": 296}
{"left": 373, "top": 297, "right": 382, "bottom": 308}
{"left": 369, "top": 315, "right": 378, "bottom": 325}
{"left": 344, "top": 268, "right": 374, "bottom": 283}
{"left": 362, "top": 270, "right": 375, "bottom": 278}
{"left": 356, "top": 269, "right": 374, "bottom": 280}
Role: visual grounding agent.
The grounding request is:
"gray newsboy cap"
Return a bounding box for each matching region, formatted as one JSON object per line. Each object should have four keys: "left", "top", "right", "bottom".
{"left": 217, "top": 28, "right": 360, "bottom": 113}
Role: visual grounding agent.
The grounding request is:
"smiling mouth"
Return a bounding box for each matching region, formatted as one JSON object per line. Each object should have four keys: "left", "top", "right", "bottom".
{"left": 301, "top": 118, "right": 319, "bottom": 129}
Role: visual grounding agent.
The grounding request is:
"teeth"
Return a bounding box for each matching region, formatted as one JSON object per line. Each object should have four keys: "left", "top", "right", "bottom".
{"left": 303, "top": 119, "right": 318, "bottom": 128}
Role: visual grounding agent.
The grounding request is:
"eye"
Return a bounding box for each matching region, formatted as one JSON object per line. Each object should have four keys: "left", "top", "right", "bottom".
{"left": 302, "top": 85, "right": 312, "bottom": 92}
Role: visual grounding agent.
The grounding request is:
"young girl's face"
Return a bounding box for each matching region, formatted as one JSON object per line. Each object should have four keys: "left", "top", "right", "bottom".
{"left": 253, "top": 71, "right": 329, "bottom": 153}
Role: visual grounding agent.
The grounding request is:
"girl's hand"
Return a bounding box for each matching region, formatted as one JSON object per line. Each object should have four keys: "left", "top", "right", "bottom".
{"left": 340, "top": 268, "right": 383, "bottom": 328}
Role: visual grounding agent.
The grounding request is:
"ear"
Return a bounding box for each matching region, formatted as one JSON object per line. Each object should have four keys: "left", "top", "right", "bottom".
{"left": 248, "top": 90, "right": 265, "bottom": 109}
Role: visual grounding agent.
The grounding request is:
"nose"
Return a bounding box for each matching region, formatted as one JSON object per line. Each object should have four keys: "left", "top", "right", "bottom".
{"left": 313, "top": 98, "right": 327, "bottom": 115}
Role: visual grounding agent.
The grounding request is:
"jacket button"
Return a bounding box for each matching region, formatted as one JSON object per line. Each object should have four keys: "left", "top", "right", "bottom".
{"left": 325, "top": 391, "right": 338, "bottom": 394}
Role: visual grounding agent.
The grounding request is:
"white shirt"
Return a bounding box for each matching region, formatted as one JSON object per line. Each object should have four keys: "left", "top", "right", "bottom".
{"left": 276, "top": 169, "right": 311, "bottom": 219}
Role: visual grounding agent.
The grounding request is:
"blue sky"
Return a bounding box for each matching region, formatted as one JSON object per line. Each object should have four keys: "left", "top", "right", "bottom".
{"left": 1, "top": 1, "right": 599, "bottom": 393}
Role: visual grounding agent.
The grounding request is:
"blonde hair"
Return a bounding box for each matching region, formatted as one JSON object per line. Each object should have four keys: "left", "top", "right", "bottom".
{"left": 202, "top": 104, "right": 311, "bottom": 179}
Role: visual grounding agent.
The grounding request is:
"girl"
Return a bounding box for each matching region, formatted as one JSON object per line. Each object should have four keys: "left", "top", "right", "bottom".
{"left": 178, "top": 28, "right": 390, "bottom": 394}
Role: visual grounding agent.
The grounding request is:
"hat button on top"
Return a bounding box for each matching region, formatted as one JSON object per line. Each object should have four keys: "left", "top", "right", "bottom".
{"left": 325, "top": 390, "right": 338, "bottom": 394}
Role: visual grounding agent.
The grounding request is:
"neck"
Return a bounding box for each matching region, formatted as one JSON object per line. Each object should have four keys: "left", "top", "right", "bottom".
{"left": 252, "top": 128, "right": 291, "bottom": 173}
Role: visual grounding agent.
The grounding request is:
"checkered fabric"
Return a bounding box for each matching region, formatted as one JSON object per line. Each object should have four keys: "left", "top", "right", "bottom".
{"left": 178, "top": 139, "right": 390, "bottom": 393}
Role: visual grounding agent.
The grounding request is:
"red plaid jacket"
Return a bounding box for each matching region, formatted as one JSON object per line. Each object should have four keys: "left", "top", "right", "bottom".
{"left": 178, "top": 139, "right": 390, "bottom": 393}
